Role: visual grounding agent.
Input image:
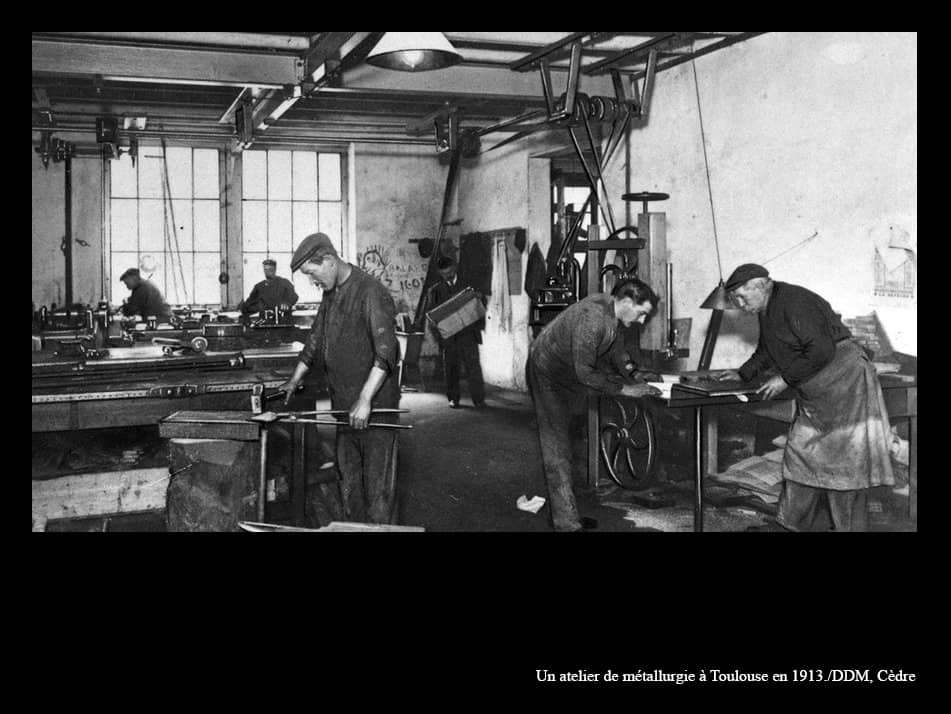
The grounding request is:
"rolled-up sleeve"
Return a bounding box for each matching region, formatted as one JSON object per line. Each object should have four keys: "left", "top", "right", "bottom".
{"left": 298, "top": 301, "right": 326, "bottom": 370}
{"left": 366, "top": 285, "right": 399, "bottom": 375}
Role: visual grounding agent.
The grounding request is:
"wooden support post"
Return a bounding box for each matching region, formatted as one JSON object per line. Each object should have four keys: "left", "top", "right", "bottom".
{"left": 705, "top": 406, "right": 719, "bottom": 478}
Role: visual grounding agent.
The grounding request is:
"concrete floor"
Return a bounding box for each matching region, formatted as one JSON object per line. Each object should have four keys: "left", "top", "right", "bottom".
{"left": 35, "top": 384, "right": 915, "bottom": 532}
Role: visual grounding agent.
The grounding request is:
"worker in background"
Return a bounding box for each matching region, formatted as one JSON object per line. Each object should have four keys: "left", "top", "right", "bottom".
{"left": 527, "top": 278, "right": 662, "bottom": 532}
{"left": 118, "top": 268, "right": 171, "bottom": 321}
{"left": 278, "top": 233, "right": 402, "bottom": 524}
{"left": 238, "top": 258, "right": 298, "bottom": 314}
{"left": 712, "top": 263, "right": 895, "bottom": 532}
{"left": 425, "top": 255, "right": 486, "bottom": 409}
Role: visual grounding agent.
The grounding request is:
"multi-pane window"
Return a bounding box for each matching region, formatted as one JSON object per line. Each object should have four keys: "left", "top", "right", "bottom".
{"left": 110, "top": 147, "right": 221, "bottom": 305}
{"left": 241, "top": 150, "right": 343, "bottom": 302}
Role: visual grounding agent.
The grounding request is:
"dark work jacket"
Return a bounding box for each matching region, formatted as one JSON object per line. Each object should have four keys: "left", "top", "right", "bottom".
{"left": 528, "top": 293, "right": 625, "bottom": 396}
{"left": 242, "top": 276, "right": 298, "bottom": 313}
{"left": 738, "top": 281, "right": 852, "bottom": 388}
{"left": 298, "top": 265, "right": 400, "bottom": 416}
{"left": 426, "top": 276, "right": 483, "bottom": 344}
{"left": 122, "top": 280, "right": 171, "bottom": 319}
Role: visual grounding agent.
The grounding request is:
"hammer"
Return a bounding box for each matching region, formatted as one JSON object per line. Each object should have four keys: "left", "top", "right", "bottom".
{"left": 251, "top": 383, "right": 302, "bottom": 415}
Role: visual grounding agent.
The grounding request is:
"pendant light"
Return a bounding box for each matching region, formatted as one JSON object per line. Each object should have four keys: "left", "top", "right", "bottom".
{"left": 366, "top": 32, "right": 462, "bottom": 72}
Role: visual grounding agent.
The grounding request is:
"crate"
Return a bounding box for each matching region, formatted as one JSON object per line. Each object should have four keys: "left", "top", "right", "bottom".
{"left": 426, "top": 287, "right": 486, "bottom": 340}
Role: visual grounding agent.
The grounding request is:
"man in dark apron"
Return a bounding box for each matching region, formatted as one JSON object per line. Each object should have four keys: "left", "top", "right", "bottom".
{"left": 714, "top": 264, "right": 895, "bottom": 531}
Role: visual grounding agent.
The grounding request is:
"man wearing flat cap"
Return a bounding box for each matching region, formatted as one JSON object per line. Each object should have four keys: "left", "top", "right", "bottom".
{"left": 238, "top": 258, "right": 298, "bottom": 315}
{"left": 279, "top": 233, "right": 402, "bottom": 524}
{"left": 713, "top": 264, "right": 894, "bottom": 531}
{"left": 118, "top": 267, "right": 171, "bottom": 321}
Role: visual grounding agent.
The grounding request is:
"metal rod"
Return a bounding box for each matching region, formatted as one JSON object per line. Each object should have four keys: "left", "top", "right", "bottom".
{"left": 279, "top": 408, "right": 409, "bottom": 417}
{"left": 581, "top": 114, "right": 617, "bottom": 235}
{"left": 582, "top": 32, "right": 677, "bottom": 75}
{"left": 694, "top": 406, "right": 703, "bottom": 532}
{"left": 567, "top": 127, "right": 613, "bottom": 229}
{"left": 286, "top": 419, "right": 413, "bottom": 429}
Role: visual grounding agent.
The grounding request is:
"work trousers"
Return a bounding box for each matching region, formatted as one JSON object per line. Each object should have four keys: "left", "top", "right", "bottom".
{"left": 336, "top": 428, "right": 399, "bottom": 524}
{"left": 776, "top": 480, "right": 869, "bottom": 532}
{"left": 443, "top": 330, "right": 485, "bottom": 405}
{"left": 527, "top": 361, "right": 584, "bottom": 532}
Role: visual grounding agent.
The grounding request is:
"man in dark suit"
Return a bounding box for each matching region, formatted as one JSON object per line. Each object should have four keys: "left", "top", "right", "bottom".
{"left": 426, "top": 256, "right": 486, "bottom": 409}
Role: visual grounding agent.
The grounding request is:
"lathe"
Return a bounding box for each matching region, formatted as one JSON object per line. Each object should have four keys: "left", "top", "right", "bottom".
{"left": 32, "top": 301, "right": 323, "bottom": 432}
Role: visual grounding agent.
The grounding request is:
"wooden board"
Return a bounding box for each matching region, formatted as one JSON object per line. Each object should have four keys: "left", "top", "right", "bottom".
{"left": 32, "top": 467, "right": 170, "bottom": 523}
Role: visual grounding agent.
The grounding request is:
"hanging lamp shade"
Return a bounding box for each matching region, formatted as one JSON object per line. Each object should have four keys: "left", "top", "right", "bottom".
{"left": 366, "top": 32, "right": 462, "bottom": 72}
{"left": 700, "top": 280, "right": 735, "bottom": 310}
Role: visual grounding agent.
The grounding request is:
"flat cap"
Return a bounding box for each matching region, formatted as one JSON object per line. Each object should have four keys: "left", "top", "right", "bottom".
{"left": 724, "top": 263, "right": 769, "bottom": 291}
{"left": 119, "top": 267, "right": 140, "bottom": 281}
{"left": 291, "top": 232, "right": 338, "bottom": 272}
{"left": 262, "top": 258, "right": 277, "bottom": 267}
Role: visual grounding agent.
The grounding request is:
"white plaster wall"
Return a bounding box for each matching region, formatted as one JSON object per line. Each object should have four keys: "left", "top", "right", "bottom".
{"left": 454, "top": 130, "right": 567, "bottom": 390}
{"left": 351, "top": 143, "right": 449, "bottom": 361}
{"left": 604, "top": 31, "right": 917, "bottom": 364}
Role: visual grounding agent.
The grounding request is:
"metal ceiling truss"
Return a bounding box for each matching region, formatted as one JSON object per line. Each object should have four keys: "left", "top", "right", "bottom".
{"left": 32, "top": 32, "right": 765, "bottom": 150}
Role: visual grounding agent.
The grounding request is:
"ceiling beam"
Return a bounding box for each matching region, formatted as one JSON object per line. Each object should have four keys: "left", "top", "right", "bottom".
{"left": 34, "top": 32, "right": 311, "bottom": 52}
{"left": 32, "top": 38, "right": 303, "bottom": 89}
{"left": 628, "top": 32, "right": 768, "bottom": 79}
{"left": 509, "top": 32, "right": 597, "bottom": 71}
{"left": 341, "top": 62, "right": 616, "bottom": 101}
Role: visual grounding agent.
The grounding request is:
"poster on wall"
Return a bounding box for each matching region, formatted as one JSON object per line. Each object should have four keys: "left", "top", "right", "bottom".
{"left": 870, "top": 223, "right": 916, "bottom": 305}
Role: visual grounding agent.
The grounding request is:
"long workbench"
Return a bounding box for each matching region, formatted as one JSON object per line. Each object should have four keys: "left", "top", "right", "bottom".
{"left": 32, "top": 343, "right": 309, "bottom": 432}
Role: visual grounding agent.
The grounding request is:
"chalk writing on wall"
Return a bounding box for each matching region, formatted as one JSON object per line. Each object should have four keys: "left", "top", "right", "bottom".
{"left": 356, "top": 243, "right": 429, "bottom": 312}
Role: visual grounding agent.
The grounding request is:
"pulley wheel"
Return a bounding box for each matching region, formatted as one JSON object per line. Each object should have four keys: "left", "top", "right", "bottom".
{"left": 190, "top": 336, "right": 208, "bottom": 353}
{"left": 598, "top": 396, "right": 656, "bottom": 490}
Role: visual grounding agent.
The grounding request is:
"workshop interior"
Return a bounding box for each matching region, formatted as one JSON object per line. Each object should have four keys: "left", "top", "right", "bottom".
{"left": 31, "top": 32, "right": 916, "bottom": 532}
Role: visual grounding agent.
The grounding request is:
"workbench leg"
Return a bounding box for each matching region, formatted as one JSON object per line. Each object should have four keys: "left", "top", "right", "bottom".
{"left": 291, "top": 423, "right": 308, "bottom": 526}
{"left": 705, "top": 406, "right": 719, "bottom": 479}
{"left": 694, "top": 406, "right": 704, "bottom": 532}
{"left": 257, "top": 428, "right": 268, "bottom": 522}
{"left": 587, "top": 396, "right": 600, "bottom": 488}
{"left": 909, "top": 415, "right": 916, "bottom": 522}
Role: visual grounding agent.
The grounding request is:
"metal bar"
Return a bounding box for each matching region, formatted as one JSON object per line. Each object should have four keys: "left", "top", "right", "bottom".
{"left": 562, "top": 43, "right": 583, "bottom": 119}
{"left": 567, "top": 127, "right": 613, "bottom": 229}
{"left": 476, "top": 109, "right": 547, "bottom": 136}
{"left": 303, "top": 32, "right": 357, "bottom": 79}
{"left": 292, "top": 423, "right": 307, "bottom": 526}
{"left": 582, "top": 33, "right": 677, "bottom": 75}
{"left": 581, "top": 114, "right": 617, "bottom": 235}
{"left": 539, "top": 59, "right": 556, "bottom": 116}
{"left": 629, "top": 32, "right": 767, "bottom": 80}
{"left": 510, "top": 32, "right": 595, "bottom": 71}
{"left": 286, "top": 419, "right": 412, "bottom": 429}
{"left": 639, "top": 50, "right": 659, "bottom": 119}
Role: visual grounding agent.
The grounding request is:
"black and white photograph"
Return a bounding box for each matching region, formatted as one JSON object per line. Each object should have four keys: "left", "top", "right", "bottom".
{"left": 31, "top": 31, "right": 917, "bottom": 536}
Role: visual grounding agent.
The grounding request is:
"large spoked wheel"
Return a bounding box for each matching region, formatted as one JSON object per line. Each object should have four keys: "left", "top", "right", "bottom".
{"left": 599, "top": 397, "right": 656, "bottom": 490}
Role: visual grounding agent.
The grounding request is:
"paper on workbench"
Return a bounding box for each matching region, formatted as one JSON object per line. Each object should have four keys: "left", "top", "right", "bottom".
{"left": 648, "top": 382, "right": 674, "bottom": 398}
